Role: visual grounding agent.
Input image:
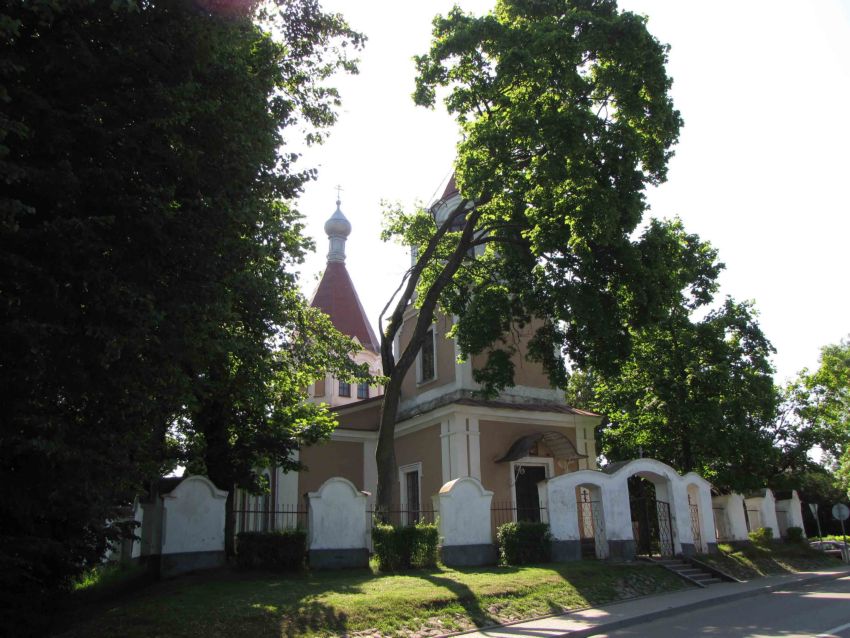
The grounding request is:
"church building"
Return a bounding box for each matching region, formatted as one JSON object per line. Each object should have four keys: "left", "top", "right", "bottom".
{"left": 237, "top": 183, "right": 602, "bottom": 531}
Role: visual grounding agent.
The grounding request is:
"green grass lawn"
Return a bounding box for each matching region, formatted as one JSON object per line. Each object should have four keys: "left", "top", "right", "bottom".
{"left": 698, "top": 542, "right": 843, "bottom": 581}
{"left": 54, "top": 562, "right": 685, "bottom": 638}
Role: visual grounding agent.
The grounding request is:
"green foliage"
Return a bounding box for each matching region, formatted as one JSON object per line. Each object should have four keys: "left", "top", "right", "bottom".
{"left": 496, "top": 522, "right": 552, "bottom": 565}
{"left": 702, "top": 541, "right": 838, "bottom": 580}
{"left": 0, "top": 0, "right": 361, "bottom": 633}
{"left": 748, "top": 527, "right": 774, "bottom": 545}
{"left": 407, "top": 0, "right": 692, "bottom": 382}
{"left": 73, "top": 562, "right": 145, "bottom": 592}
{"left": 376, "top": 0, "right": 693, "bottom": 511}
{"left": 236, "top": 530, "right": 308, "bottom": 572}
{"left": 371, "top": 523, "right": 440, "bottom": 571}
{"left": 785, "top": 527, "right": 804, "bottom": 544}
{"left": 580, "top": 296, "right": 779, "bottom": 491}
{"left": 776, "top": 338, "right": 850, "bottom": 490}
{"left": 55, "top": 563, "right": 686, "bottom": 637}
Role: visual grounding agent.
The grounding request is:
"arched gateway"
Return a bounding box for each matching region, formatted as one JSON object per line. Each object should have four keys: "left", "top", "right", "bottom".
{"left": 539, "top": 458, "right": 716, "bottom": 560}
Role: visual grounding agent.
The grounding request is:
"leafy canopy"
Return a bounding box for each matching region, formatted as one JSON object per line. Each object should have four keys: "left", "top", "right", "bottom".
{"left": 374, "top": 0, "right": 701, "bottom": 511}
{"left": 0, "top": 0, "right": 362, "bottom": 631}
{"left": 573, "top": 296, "right": 779, "bottom": 492}
{"left": 776, "top": 338, "right": 850, "bottom": 492}
{"left": 403, "top": 0, "right": 702, "bottom": 390}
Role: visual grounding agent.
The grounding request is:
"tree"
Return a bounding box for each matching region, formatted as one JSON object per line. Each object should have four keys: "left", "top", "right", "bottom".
{"left": 775, "top": 338, "right": 850, "bottom": 491}
{"left": 0, "top": 0, "right": 362, "bottom": 631}
{"left": 574, "top": 296, "right": 780, "bottom": 492}
{"left": 374, "top": 0, "right": 698, "bottom": 512}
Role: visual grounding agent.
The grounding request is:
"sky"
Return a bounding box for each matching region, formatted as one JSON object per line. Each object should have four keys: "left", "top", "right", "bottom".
{"left": 293, "top": 0, "right": 850, "bottom": 384}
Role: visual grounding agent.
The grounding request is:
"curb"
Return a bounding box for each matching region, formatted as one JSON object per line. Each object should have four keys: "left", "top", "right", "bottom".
{"left": 557, "top": 568, "right": 850, "bottom": 638}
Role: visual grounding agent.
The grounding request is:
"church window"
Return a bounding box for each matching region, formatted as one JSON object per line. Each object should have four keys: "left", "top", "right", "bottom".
{"left": 399, "top": 462, "right": 422, "bottom": 526}
{"left": 419, "top": 327, "right": 436, "bottom": 383}
{"left": 338, "top": 381, "right": 351, "bottom": 397}
{"left": 357, "top": 382, "right": 369, "bottom": 399}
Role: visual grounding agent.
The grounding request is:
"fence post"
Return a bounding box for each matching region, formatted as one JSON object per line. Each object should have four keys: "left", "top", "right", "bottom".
{"left": 433, "top": 477, "right": 497, "bottom": 566}
{"left": 159, "top": 476, "right": 228, "bottom": 577}
{"left": 307, "top": 477, "right": 370, "bottom": 569}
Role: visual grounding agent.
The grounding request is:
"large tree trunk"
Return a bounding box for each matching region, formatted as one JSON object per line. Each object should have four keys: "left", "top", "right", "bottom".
{"left": 197, "top": 394, "right": 237, "bottom": 556}
{"left": 375, "top": 373, "right": 403, "bottom": 516}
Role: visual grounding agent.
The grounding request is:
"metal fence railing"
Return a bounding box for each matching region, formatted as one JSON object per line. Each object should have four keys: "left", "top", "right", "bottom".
{"left": 490, "top": 500, "right": 546, "bottom": 529}
{"left": 368, "top": 509, "right": 436, "bottom": 528}
{"left": 234, "top": 504, "right": 308, "bottom": 534}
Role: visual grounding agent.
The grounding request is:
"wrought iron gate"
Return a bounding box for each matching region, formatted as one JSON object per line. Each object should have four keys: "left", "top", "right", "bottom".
{"left": 690, "top": 501, "right": 704, "bottom": 553}
{"left": 578, "top": 494, "right": 607, "bottom": 558}
{"left": 630, "top": 497, "right": 674, "bottom": 557}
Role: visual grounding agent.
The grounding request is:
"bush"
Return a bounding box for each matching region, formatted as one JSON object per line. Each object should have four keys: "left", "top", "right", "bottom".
{"left": 236, "top": 530, "right": 307, "bottom": 571}
{"left": 497, "top": 521, "right": 552, "bottom": 565}
{"left": 372, "top": 522, "right": 439, "bottom": 571}
{"left": 785, "top": 527, "right": 804, "bottom": 543}
{"left": 748, "top": 526, "right": 774, "bottom": 545}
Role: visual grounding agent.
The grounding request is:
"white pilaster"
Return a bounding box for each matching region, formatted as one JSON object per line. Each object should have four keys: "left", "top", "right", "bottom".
{"left": 468, "top": 417, "right": 481, "bottom": 480}
{"left": 449, "top": 414, "right": 469, "bottom": 479}
{"left": 440, "top": 421, "right": 451, "bottom": 484}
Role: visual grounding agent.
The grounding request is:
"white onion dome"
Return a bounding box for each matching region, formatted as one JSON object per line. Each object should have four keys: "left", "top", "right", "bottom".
{"left": 324, "top": 200, "right": 351, "bottom": 238}
{"left": 325, "top": 199, "right": 351, "bottom": 262}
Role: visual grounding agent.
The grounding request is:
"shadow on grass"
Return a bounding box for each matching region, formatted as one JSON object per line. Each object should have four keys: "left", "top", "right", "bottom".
{"left": 282, "top": 600, "right": 348, "bottom": 638}
{"left": 415, "top": 572, "right": 499, "bottom": 628}
{"left": 700, "top": 543, "right": 843, "bottom": 580}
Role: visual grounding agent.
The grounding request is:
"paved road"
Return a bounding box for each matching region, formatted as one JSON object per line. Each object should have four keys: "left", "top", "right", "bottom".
{"left": 590, "top": 575, "right": 850, "bottom": 638}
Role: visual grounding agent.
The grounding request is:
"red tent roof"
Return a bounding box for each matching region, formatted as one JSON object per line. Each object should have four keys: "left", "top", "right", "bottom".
{"left": 310, "top": 261, "right": 380, "bottom": 353}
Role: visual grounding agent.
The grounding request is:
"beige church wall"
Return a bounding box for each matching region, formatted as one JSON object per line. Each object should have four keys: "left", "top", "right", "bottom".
{"left": 394, "top": 424, "right": 442, "bottom": 510}
{"left": 299, "top": 440, "right": 364, "bottom": 496}
{"left": 335, "top": 401, "right": 380, "bottom": 432}
{"left": 399, "top": 313, "right": 456, "bottom": 401}
{"left": 471, "top": 320, "right": 551, "bottom": 390}
{"left": 478, "top": 420, "right": 577, "bottom": 504}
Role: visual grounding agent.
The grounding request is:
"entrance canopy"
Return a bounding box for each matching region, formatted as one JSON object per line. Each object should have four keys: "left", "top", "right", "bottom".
{"left": 496, "top": 431, "right": 588, "bottom": 463}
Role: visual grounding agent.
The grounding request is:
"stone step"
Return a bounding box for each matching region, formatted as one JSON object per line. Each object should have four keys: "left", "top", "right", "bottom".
{"left": 648, "top": 557, "right": 724, "bottom": 587}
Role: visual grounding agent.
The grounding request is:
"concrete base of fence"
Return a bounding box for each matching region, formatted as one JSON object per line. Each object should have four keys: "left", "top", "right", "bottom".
{"left": 440, "top": 543, "right": 498, "bottom": 567}
{"left": 679, "top": 542, "right": 696, "bottom": 557}
{"left": 723, "top": 539, "right": 752, "bottom": 549}
{"left": 551, "top": 540, "right": 582, "bottom": 562}
{"left": 309, "top": 548, "right": 369, "bottom": 570}
{"left": 158, "top": 550, "right": 226, "bottom": 578}
{"left": 705, "top": 542, "right": 718, "bottom": 554}
{"left": 607, "top": 539, "right": 636, "bottom": 561}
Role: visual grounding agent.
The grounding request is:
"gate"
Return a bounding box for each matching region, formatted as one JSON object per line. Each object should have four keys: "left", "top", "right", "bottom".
{"left": 630, "top": 497, "right": 674, "bottom": 557}
{"left": 690, "top": 500, "right": 704, "bottom": 553}
{"left": 578, "top": 493, "right": 607, "bottom": 559}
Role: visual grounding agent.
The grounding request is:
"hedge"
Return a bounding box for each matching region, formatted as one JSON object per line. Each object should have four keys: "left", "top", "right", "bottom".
{"left": 236, "top": 530, "right": 307, "bottom": 571}
{"left": 748, "top": 526, "right": 773, "bottom": 546}
{"left": 497, "top": 521, "right": 552, "bottom": 565}
{"left": 372, "top": 522, "right": 439, "bottom": 571}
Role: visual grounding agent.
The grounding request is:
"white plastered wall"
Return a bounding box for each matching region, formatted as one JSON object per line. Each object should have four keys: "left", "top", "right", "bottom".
{"left": 781, "top": 490, "right": 806, "bottom": 533}
{"left": 711, "top": 493, "right": 749, "bottom": 541}
{"left": 745, "top": 489, "right": 780, "bottom": 537}
{"left": 433, "top": 477, "right": 494, "bottom": 546}
{"left": 307, "top": 477, "right": 369, "bottom": 551}
{"left": 160, "top": 476, "right": 228, "bottom": 555}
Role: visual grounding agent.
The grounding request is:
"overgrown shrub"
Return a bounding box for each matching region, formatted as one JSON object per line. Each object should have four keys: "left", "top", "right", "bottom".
{"left": 372, "top": 522, "right": 439, "bottom": 571}
{"left": 748, "top": 526, "right": 774, "bottom": 545}
{"left": 236, "top": 530, "right": 307, "bottom": 571}
{"left": 497, "top": 521, "right": 552, "bottom": 565}
{"left": 785, "top": 527, "right": 804, "bottom": 543}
